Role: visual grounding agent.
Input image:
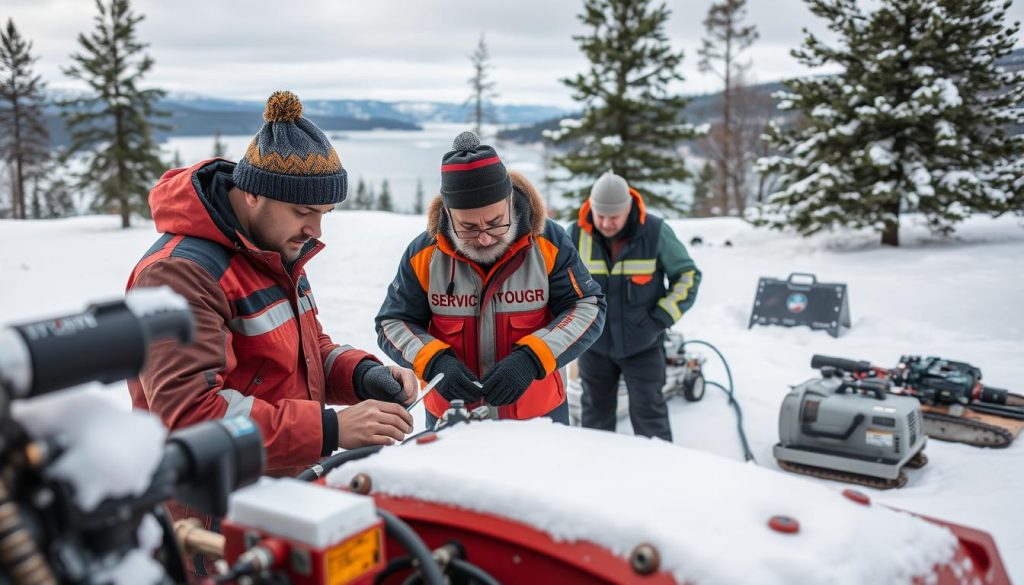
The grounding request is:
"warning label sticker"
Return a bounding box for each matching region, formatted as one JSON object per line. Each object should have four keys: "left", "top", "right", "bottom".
{"left": 865, "top": 429, "right": 894, "bottom": 448}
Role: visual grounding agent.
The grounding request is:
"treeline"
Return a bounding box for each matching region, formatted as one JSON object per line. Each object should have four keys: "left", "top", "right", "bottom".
{"left": 519, "top": 0, "right": 1024, "bottom": 245}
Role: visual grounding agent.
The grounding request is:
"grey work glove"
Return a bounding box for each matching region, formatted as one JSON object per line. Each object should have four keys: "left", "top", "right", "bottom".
{"left": 481, "top": 348, "right": 544, "bottom": 406}
{"left": 426, "top": 353, "right": 484, "bottom": 403}
{"left": 354, "top": 360, "right": 406, "bottom": 404}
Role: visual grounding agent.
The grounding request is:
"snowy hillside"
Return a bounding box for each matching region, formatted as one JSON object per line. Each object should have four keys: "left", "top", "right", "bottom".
{"left": 1, "top": 212, "right": 1022, "bottom": 580}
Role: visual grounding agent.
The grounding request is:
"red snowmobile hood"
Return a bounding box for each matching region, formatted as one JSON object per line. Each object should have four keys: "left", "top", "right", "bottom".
{"left": 149, "top": 158, "right": 238, "bottom": 247}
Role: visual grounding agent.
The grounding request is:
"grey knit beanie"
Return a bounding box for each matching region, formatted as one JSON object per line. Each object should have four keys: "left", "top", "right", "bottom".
{"left": 232, "top": 91, "right": 348, "bottom": 205}
{"left": 589, "top": 171, "right": 631, "bottom": 215}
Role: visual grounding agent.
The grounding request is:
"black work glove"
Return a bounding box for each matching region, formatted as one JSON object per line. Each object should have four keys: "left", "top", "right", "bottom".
{"left": 353, "top": 360, "right": 405, "bottom": 403}
{"left": 481, "top": 348, "right": 544, "bottom": 406}
{"left": 426, "top": 352, "right": 484, "bottom": 403}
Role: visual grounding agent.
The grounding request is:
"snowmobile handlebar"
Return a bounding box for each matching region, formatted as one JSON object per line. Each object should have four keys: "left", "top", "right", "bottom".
{"left": 0, "top": 287, "right": 194, "bottom": 399}
{"left": 810, "top": 354, "right": 874, "bottom": 374}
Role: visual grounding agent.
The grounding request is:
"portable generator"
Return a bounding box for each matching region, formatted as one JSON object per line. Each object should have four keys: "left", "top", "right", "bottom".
{"left": 774, "top": 368, "right": 927, "bottom": 489}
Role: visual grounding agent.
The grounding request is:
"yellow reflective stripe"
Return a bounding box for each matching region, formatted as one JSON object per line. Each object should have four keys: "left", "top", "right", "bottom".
{"left": 578, "top": 230, "right": 608, "bottom": 275}
{"left": 657, "top": 298, "right": 683, "bottom": 321}
{"left": 657, "top": 270, "right": 696, "bottom": 322}
{"left": 614, "top": 259, "right": 656, "bottom": 275}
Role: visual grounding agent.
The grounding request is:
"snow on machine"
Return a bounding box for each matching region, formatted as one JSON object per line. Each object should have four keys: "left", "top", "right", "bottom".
{"left": 204, "top": 415, "right": 1010, "bottom": 585}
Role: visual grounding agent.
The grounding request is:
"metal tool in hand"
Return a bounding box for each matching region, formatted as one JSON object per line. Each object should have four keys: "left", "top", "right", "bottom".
{"left": 406, "top": 373, "right": 445, "bottom": 412}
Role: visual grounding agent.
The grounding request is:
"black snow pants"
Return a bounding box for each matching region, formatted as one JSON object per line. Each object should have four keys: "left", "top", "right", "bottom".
{"left": 579, "top": 344, "right": 672, "bottom": 442}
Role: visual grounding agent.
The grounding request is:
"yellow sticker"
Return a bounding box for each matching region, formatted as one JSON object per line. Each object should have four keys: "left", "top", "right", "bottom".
{"left": 324, "top": 526, "right": 382, "bottom": 585}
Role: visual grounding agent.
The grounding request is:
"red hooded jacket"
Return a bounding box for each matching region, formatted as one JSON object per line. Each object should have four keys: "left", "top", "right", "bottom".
{"left": 127, "top": 159, "right": 376, "bottom": 474}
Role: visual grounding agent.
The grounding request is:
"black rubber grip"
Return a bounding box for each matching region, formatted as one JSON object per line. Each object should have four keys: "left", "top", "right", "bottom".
{"left": 810, "top": 354, "right": 873, "bottom": 373}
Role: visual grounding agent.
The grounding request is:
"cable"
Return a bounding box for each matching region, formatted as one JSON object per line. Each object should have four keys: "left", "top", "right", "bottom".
{"left": 450, "top": 558, "right": 501, "bottom": 585}
{"left": 377, "top": 509, "right": 445, "bottom": 585}
{"left": 298, "top": 428, "right": 445, "bottom": 482}
{"left": 151, "top": 505, "right": 187, "bottom": 584}
{"left": 681, "top": 339, "right": 757, "bottom": 464}
{"left": 297, "top": 444, "right": 384, "bottom": 481}
{"left": 374, "top": 556, "right": 415, "bottom": 584}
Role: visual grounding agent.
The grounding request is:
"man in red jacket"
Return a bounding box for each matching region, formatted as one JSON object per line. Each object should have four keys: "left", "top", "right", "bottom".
{"left": 128, "top": 91, "right": 415, "bottom": 482}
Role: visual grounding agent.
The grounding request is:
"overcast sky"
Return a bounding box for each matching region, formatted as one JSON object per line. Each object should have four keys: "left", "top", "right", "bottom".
{"left": 5, "top": 0, "right": 1024, "bottom": 108}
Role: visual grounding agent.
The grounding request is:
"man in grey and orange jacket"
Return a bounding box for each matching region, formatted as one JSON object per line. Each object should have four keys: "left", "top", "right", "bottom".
{"left": 376, "top": 132, "right": 606, "bottom": 426}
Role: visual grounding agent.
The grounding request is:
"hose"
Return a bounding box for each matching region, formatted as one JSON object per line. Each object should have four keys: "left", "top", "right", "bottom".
{"left": 374, "top": 556, "right": 415, "bottom": 583}
{"left": 681, "top": 339, "right": 757, "bottom": 464}
{"left": 297, "top": 444, "right": 384, "bottom": 481}
{"left": 377, "top": 509, "right": 445, "bottom": 585}
{"left": 450, "top": 557, "right": 501, "bottom": 585}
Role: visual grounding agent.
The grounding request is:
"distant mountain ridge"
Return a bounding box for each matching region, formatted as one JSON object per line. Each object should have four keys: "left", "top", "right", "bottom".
{"left": 40, "top": 91, "right": 567, "bottom": 146}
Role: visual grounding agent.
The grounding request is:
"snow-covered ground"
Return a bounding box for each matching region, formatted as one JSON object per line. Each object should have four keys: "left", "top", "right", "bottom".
{"left": 2, "top": 211, "right": 1022, "bottom": 581}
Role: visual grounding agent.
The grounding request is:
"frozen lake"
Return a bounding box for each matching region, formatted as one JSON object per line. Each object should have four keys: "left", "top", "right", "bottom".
{"left": 161, "top": 123, "right": 549, "bottom": 212}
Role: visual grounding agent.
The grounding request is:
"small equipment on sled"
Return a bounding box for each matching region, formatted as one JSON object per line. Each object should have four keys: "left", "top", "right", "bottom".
{"left": 566, "top": 331, "right": 706, "bottom": 425}
{"left": 810, "top": 354, "right": 1024, "bottom": 448}
{"left": 774, "top": 366, "right": 928, "bottom": 489}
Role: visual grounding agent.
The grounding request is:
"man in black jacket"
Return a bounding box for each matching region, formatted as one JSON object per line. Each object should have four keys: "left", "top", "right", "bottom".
{"left": 569, "top": 171, "right": 701, "bottom": 441}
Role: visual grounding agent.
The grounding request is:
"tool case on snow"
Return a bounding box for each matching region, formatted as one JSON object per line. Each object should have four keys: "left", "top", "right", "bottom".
{"left": 748, "top": 273, "right": 851, "bottom": 338}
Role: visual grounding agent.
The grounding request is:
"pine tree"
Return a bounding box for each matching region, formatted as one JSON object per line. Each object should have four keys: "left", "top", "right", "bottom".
{"left": 465, "top": 33, "right": 499, "bottom": 138}
{"left": 552, "top": 0, "right": 700, "bottom": 213}
{"left": 413, "top": 178, "right": 425, "bottom": 215}
{"left": 29, "top": 153, "right": 76, "bottom": 218}
{"left": 62, "top": 0, "right": 168, "bottom": 228}
{"left": 698, "top": 0, "right": 759, "bottom": 216}
{"left": 212, "top": 128, "right": 227, "bottom": 158}
{"left": 0, "top": 18, "right": 50, "bottom": 220}
{"left": 377, "top": 178, "right": 393, "bottom": 212}
{"left": 758, "top": 0, "right": 1024, "bottom": 246}
{"left": 170, "top": 149, "right": 183, "bottom": 169}
{"left": 353, "top": 178, "right": 372, "bottom": 210}
{"left": 690, "top": 161, "right": 717, "bottom": 217}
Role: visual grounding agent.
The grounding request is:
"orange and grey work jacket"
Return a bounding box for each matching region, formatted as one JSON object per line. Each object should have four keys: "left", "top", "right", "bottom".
{"left": 375, "top": 172, "right": 606, "bottom": 420}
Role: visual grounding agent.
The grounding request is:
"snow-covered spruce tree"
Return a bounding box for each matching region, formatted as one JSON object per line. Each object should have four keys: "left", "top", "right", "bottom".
{"left": 758, "top": 0, "right": 1024, "bottom": 246}
{"left": 62, "top": 0, "right": 167, "bottom": 228}
{"left": 551, "top": 0, "right": 700, "bottom": 213}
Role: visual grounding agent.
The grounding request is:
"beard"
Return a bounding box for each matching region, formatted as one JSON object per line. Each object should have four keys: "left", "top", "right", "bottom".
{"left": 452, "top": 208, "right": 519, "bottom": 265}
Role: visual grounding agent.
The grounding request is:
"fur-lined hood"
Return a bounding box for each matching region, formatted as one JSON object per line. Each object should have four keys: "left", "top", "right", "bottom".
{"left": 426, "top": 170, "right": 547, "bottom": 238}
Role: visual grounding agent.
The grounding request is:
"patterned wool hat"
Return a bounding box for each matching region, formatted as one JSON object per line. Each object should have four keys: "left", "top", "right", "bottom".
{"left": 232, "top": 91, "right": 347, "bottom": 204}
{"left": 440, "top": 131, "right": 512, "bottom": 209}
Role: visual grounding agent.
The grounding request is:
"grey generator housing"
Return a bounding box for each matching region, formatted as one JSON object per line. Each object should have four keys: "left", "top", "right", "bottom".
{"left": 774, "top": 375, "right": 926, "bottom": 480}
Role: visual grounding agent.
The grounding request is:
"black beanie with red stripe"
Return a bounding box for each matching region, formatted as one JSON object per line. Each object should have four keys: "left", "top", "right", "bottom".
{"left": 440, "top": 131, "right": 512, "bottom": 209}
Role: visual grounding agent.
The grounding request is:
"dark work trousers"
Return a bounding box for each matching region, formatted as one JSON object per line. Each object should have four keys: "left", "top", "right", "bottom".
{"left": 424, "top": 399, "right": 569, "bottom": 431}
{"left": 579, "top": 344, "right": 672, "bottom": 441}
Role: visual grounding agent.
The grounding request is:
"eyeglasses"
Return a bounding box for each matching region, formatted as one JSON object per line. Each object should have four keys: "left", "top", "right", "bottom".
{"left": 447, "top": 198, "right": 512, "bottom": 240}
